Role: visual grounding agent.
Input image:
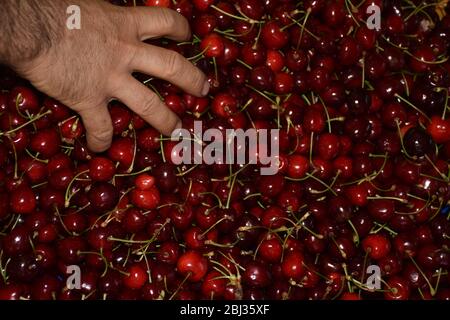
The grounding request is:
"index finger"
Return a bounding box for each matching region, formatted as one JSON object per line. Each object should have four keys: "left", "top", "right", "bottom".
{"left": 127, "top": 6, "right": 192, "bottom": 42}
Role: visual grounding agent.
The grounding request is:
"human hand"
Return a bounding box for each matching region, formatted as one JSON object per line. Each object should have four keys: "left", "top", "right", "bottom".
{"left": 9, "top": 0, "right": 208, "bottom": 152}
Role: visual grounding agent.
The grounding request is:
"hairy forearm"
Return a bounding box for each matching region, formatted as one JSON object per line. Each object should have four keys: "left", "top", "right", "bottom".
{"left": 0, "top": 0, "right": 67, "bottom": 66}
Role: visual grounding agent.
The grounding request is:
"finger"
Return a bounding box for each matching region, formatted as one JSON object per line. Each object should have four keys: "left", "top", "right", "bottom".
{"left": 78, "top": 104, "right": 114, "bottom": 153}
{"left": 130, "top": 44, "right": 209, "bottom": 97}
{"left": 116, "top": 77, "right": 181, "bottom": 136}
{"left": 128, "top": 6, "right": 191, "bottom": 42}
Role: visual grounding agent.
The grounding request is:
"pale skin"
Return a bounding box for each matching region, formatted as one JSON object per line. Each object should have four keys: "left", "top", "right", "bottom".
{"left": 0, "top": 0, "right": 209, "bottom": 152}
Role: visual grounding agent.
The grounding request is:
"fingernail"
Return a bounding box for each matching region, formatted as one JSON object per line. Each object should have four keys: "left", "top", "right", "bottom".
{"left": 201, "top": 81, "right": 210, "bottom": 96}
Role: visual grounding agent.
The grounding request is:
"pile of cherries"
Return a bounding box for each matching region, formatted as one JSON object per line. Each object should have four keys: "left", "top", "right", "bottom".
{"left": 1, "top": 0, "right": 450, "bottom": 300}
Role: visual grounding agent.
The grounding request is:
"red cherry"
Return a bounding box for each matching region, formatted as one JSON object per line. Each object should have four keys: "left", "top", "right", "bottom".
{"left": 88, "top": 157, "right": 116, "bottom": 182}
{"left": 30, "top": 128, "right": 61, "bottom": 159}
{"left": 261, "top": 21, "right": 289, "bottom": 50}
{"left": 287, "top": 155, "right": 309, "bottom": 179}
{"left": 8, "top": 86, "right": 39, "bottom": 115}
{"left": 345, "top": 184, "right": 368, "bottom": 207}
{"left": 427, "top": 116, "right": 450, "bottom": 144}
{"left": 200, "top": 33, "right": 224, "bottom": 58}
{"left": 109, "top": 103, "right": 132, "bottom": 135}
{"left": 134, "top": 173, "right": 155, "bottom": 191}
{"left": 340, "top": 292, "right": 362, "bottom": 300}
{"left": 258, "top": 235, "right": 283, "bottom": 263}
{"left": 165, "top": 94, "right": 187, "bottom": 116}
{"left": 137, "top": 127, "right": 160, "bottom": 151}
{"left": 384, "top": 276, "right": 410, "bottom": 300}
{"left": 262, "top": 205, "right": 287, "bottom": 229}
{"left": 409, "top": 47, "right": 435, "bottom": 73}
{"left": 48, "top": 168, "right": 74, "bottom": 190}
{"left": 10, "top": 186, "right": 36, "bottom": 215}
{"left": 281, "top": 251, "right": 305, "bottom": 280}
{"left": 177, "top": 250, "right": 208, "bottom": 282}
{"left": 192, "top": 0, "right": 215, "bottom": 11}
{"left": 108, "top": 137, "right": 134, "bottom": 170}
{"left": 212, "top": 92, "right": 238, "bottom": 117}
{"left": 193, "top": 14, "right": 218, "bottom": 37}
{"left": 356, "top": 26, "right": 376, "bottom": 49}
{"left": 316, "top": 133, "right": 340, "bottom": 160}
{"left": 240, "top": 43, "right": 266, "bottom": 66}
{"left": 88, "top": 182, "right": 119, "bottom": 212}
{"left": 303, "top": 108, "right": 325, "bottom": 133}
{"left": 144, "top": 0, "right": 170, "bottom": 7}
{"left": 362, "top": 234, "right": 391, "bottom": 260}
{"left": 274, "top": 72, "right": 294, "bottom": 95}
{"left": 266, "top": 50, "right": 285, "bottom": 72}
{"left": 201, "top": 270, "right": 226, "bottom": 298}
{"left": 124, "top": 264, "right": 147, "bottom": 289}
{"left": 239, "top": 0, "right": 264, "bottom": 20}
{"left": 59, "top": 117, "right": 84, "bottom": 140}
{"left": 130, "top": 186, "right": 160, "bottom": 210}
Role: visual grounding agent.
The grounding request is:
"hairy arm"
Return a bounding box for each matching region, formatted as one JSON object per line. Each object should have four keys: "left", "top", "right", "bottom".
{"left": 0, "top": 0, "right": 66, "bottom": 66}
{"left": 0, "top": 0, "right": 208, "bottom": 152}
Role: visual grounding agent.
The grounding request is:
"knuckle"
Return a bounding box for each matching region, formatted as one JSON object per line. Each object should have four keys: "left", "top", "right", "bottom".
{"left": 193, "top": 70, "right": 206, "bottom": 90}
{"left": 159, "top": 9, "right": 177, "bottom": 29}
{"left": 164, "top": 51, "right": 184, "bottom": 79}
{"left": 92, "top": 125, "right": 113, "bottom": 143}
{"left": 140, "top": 94, "right": 159, "bottom": 116}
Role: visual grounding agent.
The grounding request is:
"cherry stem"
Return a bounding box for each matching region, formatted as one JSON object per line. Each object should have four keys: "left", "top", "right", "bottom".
{"left": 205, "top": 239, "right": 239, "bottom": 248}
{"left": 199, "top": 191, "right": 224, "bottom": 208}
{"left": 331, "top": 236, "right": 347, "bottom": 259}
{"left": 0, "top": 109, "right": 52, "bottom": 137}
{"left": 401, "top": 72, "right": 411, "bottom": 96}
{"left": 169, "top": 272, "right": 192, "bottom": 300}
{"left": 160, "top": 135, "right": 166, "bottom": 163}
{"left": 424, "top": 154, "right": 448, "bottom": 180}
{"left": 306, "top": 172, "right": 338, "bottom": 196}
{"left": 239, "top": 98, "right": 254, "bottom": 112}
{"left": 317, "top": 95, "right": 332, "bottom": 133}
{"left": 78, "top": 250, "right": 109, "bottom": 277}
{"left": 341, "top": 263, "right": 354, "bottom": 293}
{"left": 405, "top": 2, "right": 440, "bottom": 21}
{"left": 347, "top": 219, "right": 360, "bottom": 245}
{"left": 409, "top": 255, "right": 436, "bottom": 296}
{"left": 383, "top": 35, "right": 449, "bottom": 65}
{"left": 395, "top": 120, "right": 415, "bottom": 160}
{"left": 64, "top": 170, "right": 89, "bottom": 208}
{"left": 245, "top": 84, "right": 277, "bottom": 105}
{"left": 345, "top": 0, "right": 361, "bottom": 27}
{"left": 395, "top": 94, "right": 431, "bottom": 122}
{"left": 279, "top": 11, "right": 305, "bottom": 32}
{"left": 0, "top": 250, "right": 10, "bottom": 283}
{"left": 187, "top": 47, "right": 208, "bottom": 62}
{"left": 54, "top": 205, "right": 73, "bottom": 236}
{"left": 361, "top": 55, "right": 365, "bottom": 89}
{"left": 199, "top": 216, "right": 231, "bottom": 238}
{"left": 370, "top": 221, "right": 398, "bottom": 236}
{"left": 211, "top": 4, "right": 261, "bottom": 24}
{"left": 176, "top": 164, "right": 199, "bottom": 177}
{"left": 225, "top": 174, "right": 237, "bottom": 209}
{"left": 114, "top": 166, "right": 152, "bottom": 177}
{"left": 435, "top": 87, "right": 449, "bottom": 119}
